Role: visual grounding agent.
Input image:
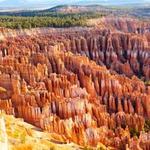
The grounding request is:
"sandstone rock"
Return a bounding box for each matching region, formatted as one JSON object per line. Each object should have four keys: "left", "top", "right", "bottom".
{"left": 0, "top": 22, "right": 149, "bottom": 148}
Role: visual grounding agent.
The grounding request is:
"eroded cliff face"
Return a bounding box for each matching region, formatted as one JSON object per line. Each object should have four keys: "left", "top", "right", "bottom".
{"left": 88, "top": 17, "right": 150, "bottom": 33}
{"left": 0, "top": 18, "right": 149, "bottom": 149}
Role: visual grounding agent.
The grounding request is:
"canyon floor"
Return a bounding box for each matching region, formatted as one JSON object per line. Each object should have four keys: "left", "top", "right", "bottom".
{"left": 0, "top": 17, "right": 150, "bottom": 150}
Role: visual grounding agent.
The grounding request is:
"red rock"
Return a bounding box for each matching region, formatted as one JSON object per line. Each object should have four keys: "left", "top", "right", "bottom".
{"left": 0, "top": 19, "right": 149, "bottom": 148}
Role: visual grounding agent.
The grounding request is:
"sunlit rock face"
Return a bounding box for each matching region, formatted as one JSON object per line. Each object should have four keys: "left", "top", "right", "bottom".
{"left": 0, "top": 17, "right": 149, "bottom": 149}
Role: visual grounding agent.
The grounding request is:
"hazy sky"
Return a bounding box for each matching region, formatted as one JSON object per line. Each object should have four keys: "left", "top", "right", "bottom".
{"left": 0, "top": 0, "right": 150, "bottom": 8}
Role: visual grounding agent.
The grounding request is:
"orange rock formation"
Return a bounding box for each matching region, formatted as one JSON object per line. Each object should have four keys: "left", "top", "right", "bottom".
{"left": 0, "top": 17, "right": 149, "bottom": 149}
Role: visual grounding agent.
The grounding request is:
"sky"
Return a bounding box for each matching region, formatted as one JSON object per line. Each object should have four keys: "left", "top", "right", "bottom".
{"left": 0, "top": 0, "right": 150, "bottom": 8}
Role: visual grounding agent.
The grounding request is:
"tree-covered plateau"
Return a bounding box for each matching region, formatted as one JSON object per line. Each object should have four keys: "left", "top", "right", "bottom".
{"left": 0, "top": 12, "right": 104, "bottom": 29}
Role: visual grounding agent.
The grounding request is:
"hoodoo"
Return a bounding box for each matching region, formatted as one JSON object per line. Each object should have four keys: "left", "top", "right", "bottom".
{"left": 0, "top": 17, "right": 149, "bottom": 149}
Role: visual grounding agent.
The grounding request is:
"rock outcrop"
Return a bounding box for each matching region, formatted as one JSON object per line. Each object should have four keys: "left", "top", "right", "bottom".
{"left": 0, "top": 17, "right": 149, "bottom": 149}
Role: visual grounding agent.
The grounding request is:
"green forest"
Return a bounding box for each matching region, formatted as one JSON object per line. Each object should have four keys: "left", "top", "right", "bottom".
{"left": 0, "top": 12, "right": 104, "bottom": 29}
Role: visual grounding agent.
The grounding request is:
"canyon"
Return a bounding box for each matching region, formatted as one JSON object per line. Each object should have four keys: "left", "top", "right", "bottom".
{"left": 0, "top": 17, "right": 150, "bottom": 149}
